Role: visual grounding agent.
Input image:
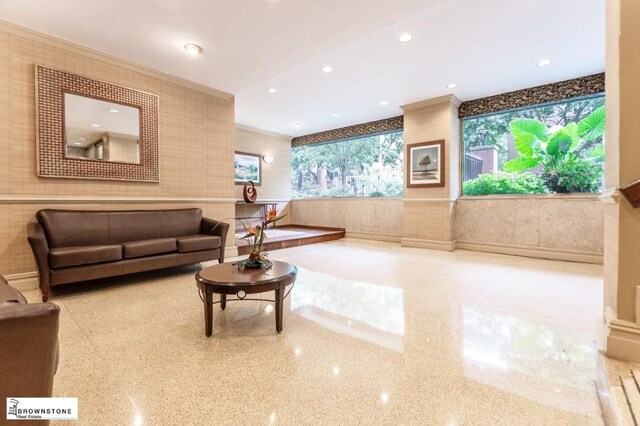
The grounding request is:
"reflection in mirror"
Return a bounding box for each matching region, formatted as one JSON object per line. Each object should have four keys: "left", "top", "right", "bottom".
{"left": 64, "top": 93, "right": 140, "bottom": 164}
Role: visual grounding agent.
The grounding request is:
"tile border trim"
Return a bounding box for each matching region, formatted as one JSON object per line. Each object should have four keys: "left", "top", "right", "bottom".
{"left": 458, "top": 73, "right": 605, "bottom": 118}
{"left": 291, "top": 115, "right": 403, "bottom": 147}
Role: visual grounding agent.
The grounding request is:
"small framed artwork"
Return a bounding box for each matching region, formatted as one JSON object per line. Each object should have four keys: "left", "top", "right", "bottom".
{"left": 234, "top": 151, "right": 262, "bottom": 185}
{"left": 406, "top": 140, "right": 445, "bottom": 188}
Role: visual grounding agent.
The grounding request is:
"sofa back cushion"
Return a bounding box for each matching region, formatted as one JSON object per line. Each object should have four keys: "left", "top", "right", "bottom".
{"left": 37, "top": 210, "right": 111, "bottom": 248}
{"left": 36, "top": 209, "right": 203, "bottom": 247}
{"left": 108, "top": 211, "right": 163, "bottom": 243}
{"left": 160, "top": 209, "right": 202, "bottom": 237}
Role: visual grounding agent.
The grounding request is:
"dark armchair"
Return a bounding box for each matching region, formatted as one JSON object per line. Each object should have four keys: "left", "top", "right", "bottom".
{"left": 0, "top": 275, "right": 60, "bottom": 425}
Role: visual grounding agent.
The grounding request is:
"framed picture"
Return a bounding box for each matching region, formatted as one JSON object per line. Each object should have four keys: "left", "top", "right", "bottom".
{"left": 406, "top": 140, "right": 445, "bottom": 188}
{"left": 234, "top": 151, "right": 262, "bottom": 185}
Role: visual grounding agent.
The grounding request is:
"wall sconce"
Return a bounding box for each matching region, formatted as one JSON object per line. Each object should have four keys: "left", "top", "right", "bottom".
{"left": 262, "top": 155, "right": 274, "bottom": 164}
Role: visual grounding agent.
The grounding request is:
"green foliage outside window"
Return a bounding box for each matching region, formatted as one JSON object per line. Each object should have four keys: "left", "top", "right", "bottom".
{"left": 462, "top": 95, "right": 605, "bottom": 195}
{"left": 462, "top": 172, "right": 548, "bottom": 196}
{"left": 291, "top": 132, "right": 404, "bottom": 198}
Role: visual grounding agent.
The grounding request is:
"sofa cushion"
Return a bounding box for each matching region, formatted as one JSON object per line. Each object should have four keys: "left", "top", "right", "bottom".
{"left": 160, "top": 209, "right": 202, "bottom": 237}
{"left": 108, "top": 211, "right": 163, "bottom": 244}
{"left": 37, "top": 210, "right": 112, "bottom": 248}
{"left": 123, "top": 238, "right": 177, "bottom": 259}
{"left": 176, "top": 234, "right": 221, "bottom": 253}
{"left": 49, "top": 245, "right": 123, "bottom": 269}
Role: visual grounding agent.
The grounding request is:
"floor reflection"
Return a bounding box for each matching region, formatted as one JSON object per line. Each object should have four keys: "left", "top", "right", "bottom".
{"left": 290, "top": 268, "right": 405, "bottom": 352}
{"left": 462, "top": 306, "right": 596, "bottom": 413}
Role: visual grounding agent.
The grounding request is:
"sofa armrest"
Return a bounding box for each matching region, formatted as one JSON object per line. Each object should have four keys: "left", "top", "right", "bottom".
{"left": 201, "top": 218, "right": 230, "bottom": 263}
{"left": 0, "top": 275, "right": 27, "bottom": 304}
{"left": 27, "top": 222, "right": 51, "bottom": 301}
{"left": 0, "top": 302, "right": 60, "bottom": 407}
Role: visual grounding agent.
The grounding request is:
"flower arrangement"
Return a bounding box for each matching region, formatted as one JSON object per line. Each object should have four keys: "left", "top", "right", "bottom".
{"left": 211, "top": 207, "right": 286, "bottom": 269}
{"left": 238, "top": 207, "right": 284, "bottom": 267}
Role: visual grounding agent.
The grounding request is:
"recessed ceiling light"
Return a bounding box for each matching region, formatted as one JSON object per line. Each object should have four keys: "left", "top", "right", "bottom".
{"left": 537, "top": 59, "right": 552, "bottom": 67}
{"left": 108, "top": 108, "right": 119, "bottom": 113}
{"left": 267, "top": 87, "right": 277, "bottom": 94}
{"left": 79, "top": 137, "right": 87, "bottom": 141}
{"left": 322, "top": 65, "right": 333, "bottom": 73}
{"left": 292, "top": 122, "right": 302, "bottom": 128}
{"left": 91, "top": 123, "right": 100, "bottom": 127}
{"left": 183, "top": 43, "right": 203, "bottom": 56}
{"left": 379, "top": 101, "right": 390, "bottom": 106}
{"left": 447, "top": 82, "right": 458, "bottom": 89}
{"left": 331, "top": 113, "right": 340, "bottom": 117}
{"left": 398, "top": 33, "right": 413, "bottom": 43}
{"left": 73, "top": 142, "right": 81, "bottom": 146}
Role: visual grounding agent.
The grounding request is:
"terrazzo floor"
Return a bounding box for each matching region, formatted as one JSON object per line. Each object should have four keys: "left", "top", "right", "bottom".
{"left": 23, "top": 239, "right": 604, "bottom": 425}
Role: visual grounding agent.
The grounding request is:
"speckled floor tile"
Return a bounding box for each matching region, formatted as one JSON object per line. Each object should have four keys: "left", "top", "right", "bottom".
{"left": 41, "top": 239, "right": 603, "bottom": 425}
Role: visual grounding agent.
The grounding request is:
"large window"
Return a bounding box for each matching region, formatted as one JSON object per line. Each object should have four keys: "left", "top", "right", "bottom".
{"left": 291, "top": 131, "right": 404, "bottom": 198}
{"left": 462, "top": 95, "right": 605, "bottom": 196}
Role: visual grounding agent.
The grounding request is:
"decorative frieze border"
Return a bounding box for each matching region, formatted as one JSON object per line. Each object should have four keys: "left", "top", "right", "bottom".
{"left": 458, "top": 73, "right": 605, "bottom": 118}
{"left": 291, "top": 115, "right": 403, "bottom": 147}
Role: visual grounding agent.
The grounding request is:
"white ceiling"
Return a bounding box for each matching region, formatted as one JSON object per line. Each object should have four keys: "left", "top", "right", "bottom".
{"left": 0, "top": 0, "right": 605, "bottom": 137}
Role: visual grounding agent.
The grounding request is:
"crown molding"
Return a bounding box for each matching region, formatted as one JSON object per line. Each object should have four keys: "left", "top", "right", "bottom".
{"left": 235, "top": 124, "right": 292, "bottom": 140}
{"left": 0, "top": 19, "right": 233, "bottom": 101}
{"left": 401, "top": 95, "right": 460, "bottom": 112}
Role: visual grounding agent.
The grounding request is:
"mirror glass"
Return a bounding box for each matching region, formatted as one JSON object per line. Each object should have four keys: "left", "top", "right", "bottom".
{"left": 64, "top": 93, "right": 140, "bottom": 164}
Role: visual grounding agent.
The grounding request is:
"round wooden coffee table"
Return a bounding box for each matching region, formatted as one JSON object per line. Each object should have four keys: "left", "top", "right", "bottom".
{"left": 195, "top": 261, "right": 298, "bottom": 336}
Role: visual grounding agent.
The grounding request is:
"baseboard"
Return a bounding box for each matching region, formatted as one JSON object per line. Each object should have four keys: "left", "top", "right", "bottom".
{"left": 5, "top": 271, "right": 39, "bottom": 291}
{"left": 346, "top": 232, "right": 401, "bottom": 243}
{"left": 456, "top": 240, "right": 603, "bottom": 264}
{"left": 401, "top": 238, "right": 456, "bottom": 251}
{"left": 225, "top": 246, "right": 239, "bottom": 259}
{"left": 607, "top": 320, "right": 640, "bottom": 363}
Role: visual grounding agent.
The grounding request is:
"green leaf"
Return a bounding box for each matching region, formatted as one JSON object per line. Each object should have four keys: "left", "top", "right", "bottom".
{"left": 564, "top": 122, "right": 581, "bottom": 150}
{"left": 503, "top": 157, "right": 541, "bottom": 172}
{"left": 578, "top": 105, "right": 606, "bottom": 141}
{"left": 514, "top": 134, "right": 541, "bottom": 158}
{"left": 510, "top": 119, "right": 550, "bottom": 142}
{"left": 588, "top": 145, "right": 606, "bottom": 162}
{"left": 547, "top": 129, "right": 574, "bottom": 157}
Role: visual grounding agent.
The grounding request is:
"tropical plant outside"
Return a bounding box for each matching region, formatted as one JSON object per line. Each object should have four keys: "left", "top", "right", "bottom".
{"left": 462, "top": 172, "right": 548, "bottom": 196}
{"left": 291, "top": 131, "right": 404, "bottom": 198}
{"left": 462, "top": 95, "right": 605, "bottom": 195}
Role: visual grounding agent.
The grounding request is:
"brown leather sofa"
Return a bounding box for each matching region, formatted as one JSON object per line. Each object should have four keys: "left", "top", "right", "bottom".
{"left": 0, "top": 275, "right": 60, "bottom": 425}
{"left": 28, "top": 208, "right": 229, "bottom": 301}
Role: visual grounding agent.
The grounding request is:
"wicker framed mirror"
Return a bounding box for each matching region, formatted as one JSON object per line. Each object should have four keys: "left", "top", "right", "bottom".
{"left": 35, "top": 65, "right": 159, "bottom": 182}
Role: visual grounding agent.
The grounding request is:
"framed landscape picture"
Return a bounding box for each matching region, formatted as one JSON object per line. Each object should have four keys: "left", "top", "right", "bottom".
{"left": 234, "top": 151, "right": 262, "bottom": 185}
{"left": 406, "top": 140, "right": 445, "bottom": 188}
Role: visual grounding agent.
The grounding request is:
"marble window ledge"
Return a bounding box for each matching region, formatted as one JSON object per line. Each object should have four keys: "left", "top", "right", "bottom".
{"left": 459, "top": 193, "right": 602, "bottom": 201}
{"left": 292, "top": 197, "right": 403, "bottom": 201}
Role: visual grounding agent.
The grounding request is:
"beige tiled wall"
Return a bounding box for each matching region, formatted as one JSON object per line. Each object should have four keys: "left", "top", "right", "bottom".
{"left": 455, "top": 197, "right": 604, "bottom": 252}
{"left": 604, "top": 0, "right": 640, "bottom": 336}
{"left": 0, "top": 23, "right": 235, "bottom": 277}
{"left": 234, "top": 127, "right": 292, "bottom": 226}
{"left": 291, "top": 198, "right": 403, "bottom": 239}
{"left": 401, "top": 96, "right": 460, "bottom": 248}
